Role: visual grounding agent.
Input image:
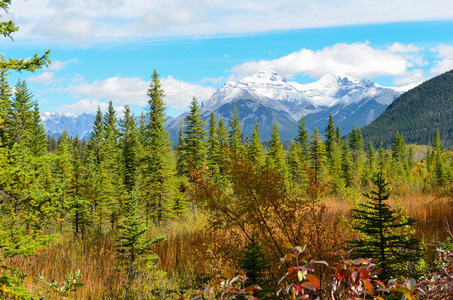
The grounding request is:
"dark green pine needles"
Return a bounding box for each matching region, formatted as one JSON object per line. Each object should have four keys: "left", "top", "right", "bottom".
{"left": 348, "top": 170, "right": 421, "bottom": 279}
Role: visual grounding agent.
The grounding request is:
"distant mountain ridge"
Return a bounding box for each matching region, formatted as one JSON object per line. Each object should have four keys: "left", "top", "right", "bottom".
{"left": 41, "top": 71, "right": 405, "bottom": 142}
{"left": 361, "top": 69, "right": 453, "bottom": 147}
{"left": 167, "top": 71, "right": 403, "bottom": 142}
{"left": 40, "top": 112, "right": 96, "bottom": 140}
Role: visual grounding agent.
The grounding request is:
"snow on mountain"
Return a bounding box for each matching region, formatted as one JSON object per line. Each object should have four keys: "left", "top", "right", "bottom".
{"left": 201, "top": 71, "right": 401, "bottom": 121}
{"left": 40, "top": 112, "right": 96, "bottom": 140}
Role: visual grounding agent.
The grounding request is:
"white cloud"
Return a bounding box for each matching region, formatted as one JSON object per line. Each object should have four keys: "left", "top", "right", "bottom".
{"left": 232, "top": 42, "right": 411, "bottom": 80}
{"left": 59, "top": 99, "right": 126, "bottom": 114}
{"left": 394, "top": 69, "right": 426, "bottom": 86}
{"left": 32, "top": 13, "right": 94, "bottom": 42}
{"left": 59, "top": 99, "right": 109, "bottom": 112}
{"left": 8, "top": 0, "right": 453, "bottom": 43}
{"left": 161, "top": 76, "right": 216, "bottom": 109}
{"left": 27, "top": 72, "right": 56, "bottom": 84}
{"left": 387, "top": 42, "right": 420, "bottom": 53}
{"left": 430, "top": 44, "right": 453, "bottom": 74}
{"left": 64, "top": 75, "right": 149, "bottom": 106}
{"left": 62, "top": 75, "right": 216, "bottom": 111}
{"left": 47, "top": 58, "right": 78, "bottom": 71}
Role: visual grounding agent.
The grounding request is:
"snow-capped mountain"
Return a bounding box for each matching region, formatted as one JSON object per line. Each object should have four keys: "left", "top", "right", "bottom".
{"left": 167, "top": 70, "right": 403, "bottom": 141}
{"left": 201, "top": 71, "right": 400, "bottom": 119}
{"left": 40, "top": 112, "right": 96, "bottom": 140}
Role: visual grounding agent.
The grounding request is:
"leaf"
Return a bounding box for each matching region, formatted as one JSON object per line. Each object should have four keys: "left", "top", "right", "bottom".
{"left": 403, "top": 291, "right": 414, "bottom": 300}
{"left": 360, "top": 269, "right": 370, "bottom": 280}
{"left": 362, "top": 279, "right": 374, "bottom": 294}
{"left": 312, "top": 260, "right": 329, "bottom": 266}
{"left": 374, "top": 279, "right": 386, "bottom": 288}
{"left": 305, "top": 274, "right": 320, "bottom": 289}
{"left": 407, "top": 278, "right": 416, "bottom": 291}
{"left": 351, "top": 270, "right": 360, "bottom": 284}
{"left": 212, "top": 279, "right": 224, "bottom": 287}
{"left": 297, "top": 270, "right": 303, "bottom": 282}
{"left": 282, "top": 242, "right": 294, "bottom": 249}
{"left": 245, "top": 284, "right": 262, "bottom": 291}
{"left": 223, "top": 269, "right": 234, "bottom": 279}
{"left": 301, "top": 282, "right": 317, "bottom": 291}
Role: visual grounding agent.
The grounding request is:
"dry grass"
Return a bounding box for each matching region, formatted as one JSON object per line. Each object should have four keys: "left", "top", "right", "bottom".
{"left": 7, "top": 191, "right": 453, "bottom": 299}
{"left": 8, "top": 213, "right": 213, "bottom": 299}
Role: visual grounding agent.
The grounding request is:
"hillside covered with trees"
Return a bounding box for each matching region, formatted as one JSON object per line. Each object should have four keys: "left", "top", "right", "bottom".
{"left": 361, "top": 70, "right": 453, "bottom": 147}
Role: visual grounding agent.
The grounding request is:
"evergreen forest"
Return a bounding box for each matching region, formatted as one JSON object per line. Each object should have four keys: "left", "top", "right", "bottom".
{"left": 2, "top": 1, "right": 453, "bottom": 299}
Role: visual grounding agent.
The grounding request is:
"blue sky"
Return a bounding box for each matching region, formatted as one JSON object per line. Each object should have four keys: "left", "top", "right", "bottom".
{"left": 3, "top": 0, "right": 453, "bottom": 117}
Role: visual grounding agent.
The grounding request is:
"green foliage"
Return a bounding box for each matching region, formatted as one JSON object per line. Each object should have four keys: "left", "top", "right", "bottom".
{"left": 183, "top": 97, "right": 207, "bottom": 169}
{"left": 310, "top": 128, "right": 326, "bottom": 183}
{"left": 265, "top": 122, "right": 285, "bottom": 175}
{"left": 6, "top": 80, "right": 34, "bottom": 147}
{"left": 228, "top": 105, "right": 244, "bottom": 154}
{"left": 348, "top": 170, "right": 422, "bottom": 279}
{"left": 119, "top": 105, "right": 139, "bottom": 193}
{"left": 296, "top": 115, "right": 310, "bottom": 158}
{"left": 142, "top": 70, "right": 176, "bottom": 222}
{"left": 38, "top": 270, "right": 84, "bottom": 300}
{"left": 248, "top": 122, "right": 264, "bottom": 166}
{"left": 238, "top": 237, "right": 272, "bottom": 299}
{"left": 116, "top": 192, "right": 165, "bottom": 297}
{"left": 0, "top": 265, "right": 34, "bottom": 300}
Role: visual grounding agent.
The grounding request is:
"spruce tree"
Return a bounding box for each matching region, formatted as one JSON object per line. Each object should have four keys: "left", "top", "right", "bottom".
{"left": 324, "top": 114, "right": 336, "bottom": 158}
{"left": 328, "top": 139, "right": 343, "bottom": 193}
{"left": 265, "top": 122, "right": 285, "bottom": 174}
{"left": 341, "top": 143, "right": 354, "bottom": 188}
{"left": 142, "top": 70, "right": 176, "bottom": 222}
{"left": 248, "top": 122, "right": 264, "bottom": 165}
{"left": 335, "top": 125, "right": 342, "bottom": 147}
{"left": 238, "top": 237, "right": 272, "bottom": 299}
{"left": 85, "top": 107, "right": 104, "bottom": 166}
{"left": 101, "top": 100, "right": 122, "bottom": 230}
{"left": 310, "top": 128, "right": 326, "bottom": 183}
{"left": 296, "top": 115, "right": 310, "bottom": 157}
{"left": 287, "top": 141, "right": 307, "bottom": 188}
{"left": 390, "top": 132, "right": 409, "bottom": 178}
{"left": 348, "top": 170, "right": 421, "bottom": 279}
{"left": 228, "top": 105, "right": 243, "bottom": 154}
{"left": 429, "top": 130, "right": 449, "bottom": 187}
{"left": 119, "top": 105, "right": 138, "bottom": 193}
{"left": 116, "top": 192, "right": 165, "bottom": 297}
{"left": 217, "top": 118, "right": 228, "bottom": 149}
{"left": 68, "top": 150, "right": 91, "bottom": 238}
{"left": 6, "top": 79, "right": 34, "bottom": 147}
{"left": 183, "top": 97, "right": 207, "bottom": 170}
{"left": 27, "top": 102, "right": 47, "bottom": 157}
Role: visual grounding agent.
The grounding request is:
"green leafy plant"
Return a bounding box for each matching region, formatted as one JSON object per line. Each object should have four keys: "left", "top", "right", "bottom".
{"left": 37, "top": 270, "right": 83, "bottom": 300}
